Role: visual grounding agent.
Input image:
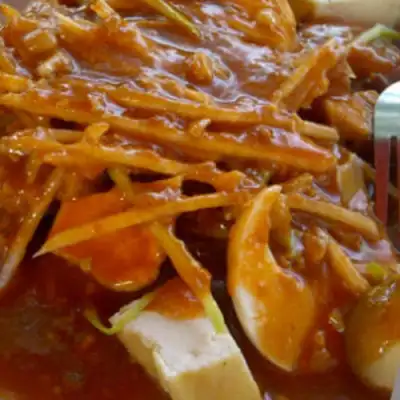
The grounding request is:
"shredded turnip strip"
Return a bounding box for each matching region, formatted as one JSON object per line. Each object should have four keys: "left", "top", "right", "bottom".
{"left": 36, "top": 192, "right": 246, "bottom": 257}
{"left": 110, "top": 87, "right": 290, "bottom": 125}
{"left": 0, "top": 91, "right": 335, "bottom": 171}
{"left": 0, "top": 4, "right": 20, "bottom": 22}
{"left": 150, "top": 223, "right": 226, "bottom": 333}
{"left": 0, "top": 73, "right": 30, "bottom": 92}
{"left": 286, "top": 194, "right": 380, "bottom": 241}
{"left": 26, "top": 153, "right": 42, "bottom": 184}
{"left": 0, "top": 168, "right": 64, "bottom": 291}
{"left": 0, "top": 71, "right": 338, "bottom": 141}
{"left": 281, "top": 173, "right": 314, "bottom": 193}
{"left": 0, "top": 40, "right": 16, "bottom": 74}
{"left": 300, "top": 121, "right": 339, "bottom": 141}
{"left": 109, "top": 167, "right": 225, "bottom": 332}
{"left": 272, "top": 38, "right": 339, "bottom": 105}
{"left": 108, "top": 167, "right": 138, "bottom": 201}
{"left": 319, "top": 229, "right": 370, "bottom": 295}
{"left": 90, "top": 0, "right": 153, "bottom": 63}
{"left": 85, "top": 292, "right": 155, "bottom": 335}
{"left": 1, "top": 133, "right": 192, "bottom": 175}
{"left": 139, "top": 0, "right": 200, "bottom": 37}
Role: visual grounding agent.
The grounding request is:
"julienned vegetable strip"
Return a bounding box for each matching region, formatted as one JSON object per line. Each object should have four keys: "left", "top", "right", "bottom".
{"left": 150, "top": 222, "right": 226, "bottom": 334}
{"left": 202, "top": 294, "right": 227, "bottom": 333}
{"left": 0, "top": 70, "right": 339, "bottom": 141}
{"left": 35, "top": 191, "right": 246, "bottom": 257}
{"left": 1, "top": 132, "right": 191, "bottom": 176}
{"left": 140, "top": 0, "right": 200, "bottom": 38}
{"left": 109, "top": 167, "right": 226, "bottom": 333}
{"left": 353, "top": 23, "right": 400, "bottom": 46}
{"left": 0, "top": 168, "right": 64, "bottom": 290}
{"left": 0, "top": 91, "right": 336, "bottom": 173}
{"left": 108, "top": 167, "right": 138, "bottom": 202}
{"left": 320, "top": 229, "right": 370, "bottom": 295}
{"left": 85, "top": 292, "right": 155, "bottom": 335}
{"left": 286, "top": 194, "right": 380, "bottom": 240}
{"left": 366, "top": 262, "right": 388, "bottom": 281}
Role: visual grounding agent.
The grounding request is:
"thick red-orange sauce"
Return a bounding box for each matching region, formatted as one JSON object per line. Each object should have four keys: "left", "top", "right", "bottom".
{"left": 0, "top": 250, "right": 387, "bottom": 400}
{"left": 49, "top": 188, "right": 165, "bottom": 291}
{"left": 147, "top": 277, "right": 204, "bottom": 319}
{"left": 0, "top": 0, "right": 399, "bottom": 398}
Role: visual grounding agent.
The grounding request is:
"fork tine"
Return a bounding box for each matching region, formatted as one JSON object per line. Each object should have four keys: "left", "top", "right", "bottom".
{"left": 374, "top": 81, "right": 400, "bottom": 226}
{"left": 397, "top": 139, "right": 400, "bottom": 239}
{"left": 391, "top": 368, "right": 400, "bottom": 400}
{"left": 374, "top": 139, "right": 391, "bottom": 225}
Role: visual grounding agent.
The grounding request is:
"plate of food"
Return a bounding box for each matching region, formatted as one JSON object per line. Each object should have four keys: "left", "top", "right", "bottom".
{"left": 0, "top": 0, "right": 399, "bottom": 399}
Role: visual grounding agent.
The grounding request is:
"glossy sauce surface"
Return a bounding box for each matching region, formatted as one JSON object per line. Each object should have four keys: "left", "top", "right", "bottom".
{"left": 49, "top": 189, "right": 164, "bottom": 291}
{"left": 228, "top": 186, "right": 316, "bottom": 372}
{"left": 0, "top": 0, "right": 399, "bottom": 398}
{"left": 0, "top": 250, "right": 387, "bottom": 400}
{"left": 147, "top": 277, "right": 204, "bottom": 319}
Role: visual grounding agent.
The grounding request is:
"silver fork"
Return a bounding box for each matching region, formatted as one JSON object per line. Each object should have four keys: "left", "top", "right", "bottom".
{"left": 374, "top": 82, "right": 400, "bottom": 400}
{"left": 392, "top": 369, "right": 400, "bottom": 400}
{"left": 374, "top": 80, "right": 400, "bottom": 226}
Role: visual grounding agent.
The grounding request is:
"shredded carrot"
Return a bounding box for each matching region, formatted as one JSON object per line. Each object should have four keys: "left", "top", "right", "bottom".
{"left": 36, "top": 191, "right": 246, "bottom": 257}
{"left": 0, "top": 73, "right": 30, "bottom": 92}
{"left": 42, "top": 153, "right": 105, "bottom": 179}
{"left": 0, "top": 4, "right": 20, "bottom": 22}
{"left": 272, "top": 39, "right": 341, "bottom": 111}
{"left": 139, "top": 0, "right": 200, "bottom": 38}
{"left": 151, "top": 222, "right": 210, "bottom": 299}
{"left": 0, "top": 168, "right": 64, "bottom": 291}
{"left": 0, "top": 71, "right": 338, "bottom": 141}
{"left": 91, "top": 0, "right": 153, "bottom": 62}
{"left": 0, "top": 93, "right": 336, "bottom": 172}
{"left": 300, "top": 121, "right": 339, "bottom": 141}
{"left": 55, "top": 12, "right": 97, "bottom": 38}
{"left": 321, "top": 230, "right": 370, "bottom": 295}
{"left": 0, "top": 39, "right": 16, "bottom": 74}
{"left": 286, "top": 194, "right": 380, "bottom": 241}
{"left": 109, "top": 166, "right": 225, "bottom": 330}
{"left": 227, "top": 0, "right": 296, "bottom": 51}
{"left": 281, "top": 173, "right": 314, "bottom": 193}
{"left": 150, "top": 223, "right": 226, "bottom": 333}
{"left": 108, "top": 167, "right": 139, "bottom": 202}
{"left": 1, "top": 132, "right": 193, "bottom": 175}
{"left": 25, "top": 153, "right": 42, "bottom": 184}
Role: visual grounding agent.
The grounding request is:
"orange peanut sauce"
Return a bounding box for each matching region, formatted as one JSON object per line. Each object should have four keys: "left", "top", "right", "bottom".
{"left": 0, "top": 253, "right": 387, "bottom": 400}
{"left": 146, "top": 277, "right": 204, "bottom": 319}
{"left": 0, "top": 0, "right": 399, "bottom": 398}
{"left": 49, "top": 189, "right": 165, "bottom": 291}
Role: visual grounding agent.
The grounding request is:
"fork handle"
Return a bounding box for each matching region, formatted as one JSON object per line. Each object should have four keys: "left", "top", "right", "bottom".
{"left": 290, "top": 0, "right": 400, "bottom": 27}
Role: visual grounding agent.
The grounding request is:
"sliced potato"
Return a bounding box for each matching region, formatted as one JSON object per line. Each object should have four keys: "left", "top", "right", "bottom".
{"left": 345, "top": 277, "right": 400, "bottom": 391}
{"left": 228, "top": 186, "right": 316, "bottom": 372}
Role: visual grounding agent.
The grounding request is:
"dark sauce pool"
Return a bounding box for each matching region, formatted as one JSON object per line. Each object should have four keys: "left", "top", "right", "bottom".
{"left": 0, "top": 0, "right": 398, "bottom": 398}
{"left": 0, "top": 240, "right": 388, "bottom": 400}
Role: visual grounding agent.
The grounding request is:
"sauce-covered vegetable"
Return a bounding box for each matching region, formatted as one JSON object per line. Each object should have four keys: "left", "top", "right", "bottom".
{"left": 0, "top": 0, "right": 399, "bottom": 398}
